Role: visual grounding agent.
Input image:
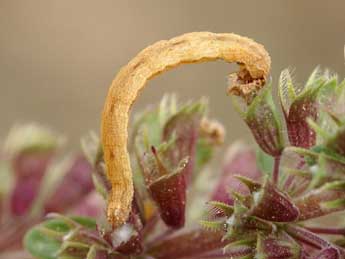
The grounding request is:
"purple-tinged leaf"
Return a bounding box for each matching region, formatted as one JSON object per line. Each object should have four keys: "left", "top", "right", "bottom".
{"left": 295, "top": 181, "right": 345, "bottom": 220}
{"left": 10, "top": 178, "right": 42, "bottom": 216}
{"left": 205, "top": 201, "right": 234, "bottom": 219}
{"left": 314, "top": 247, "right": 340, "bottom": 259}
{"left": 5, "top": 124, "right": 62, "bottom": 214}
{"left": 45, "top": 156, "right": 94, "bottom": 213}
{"left": 10, "top": 151, "right": 54, "bottom": 216}
{"left": 234, "top": 175, "right": 261, "bottom": 193}
{"left": 12, "top": 151, "right": 54, "bottom": 178}
{"left": 223, "top": 244, "right": 254, "bottom": 258}
{"left": 199, "top": 246, "right": 253, "bottom": 259}
{"left": 212, "top": 144, "right": 261, "bottom": 205}
{"left": 250, "top": 179, "right": 299, "bottom": 222}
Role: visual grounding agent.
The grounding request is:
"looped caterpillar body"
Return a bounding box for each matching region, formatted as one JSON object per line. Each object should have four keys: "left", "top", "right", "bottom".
{"left": 101, "top": 31, "right": 271, "bottom": 227}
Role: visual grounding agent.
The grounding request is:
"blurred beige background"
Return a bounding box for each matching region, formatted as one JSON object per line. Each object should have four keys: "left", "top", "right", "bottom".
{"left": 1, "top": 1, "right": 344, "bottom": 148}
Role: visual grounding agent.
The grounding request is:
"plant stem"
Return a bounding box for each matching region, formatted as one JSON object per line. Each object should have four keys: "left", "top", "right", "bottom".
{"left": 146, "top": 228, "right": 175, "bottom": 247}
{"left": 306, "top": 226, "right": 345, "bottom": 236}
{"left": 272, "top": 155, "right": 281, "bottom": 185}
{"left": 285, "top": 225, "right": 329, "bottom": 249}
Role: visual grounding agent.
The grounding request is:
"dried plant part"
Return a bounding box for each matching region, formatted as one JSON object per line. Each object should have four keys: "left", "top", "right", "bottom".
{"left": 227, "top": 64, "right": 267, "bottom": 104}
{"left": 101, "top": 31, "right": 271, "bottom": 226}
{"left": 200, "top": 117, "right": 226, "bottom": 145}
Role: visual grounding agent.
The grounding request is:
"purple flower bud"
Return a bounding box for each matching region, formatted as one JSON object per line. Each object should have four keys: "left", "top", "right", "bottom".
{"left": 149, "top": 170, "right": 186, "bottom": 228}
{"left": 286, "top": 96, "right": 318, "bottom": 148}
{"left": 279, "top": 68, "right": 330, "bottom": 149}
{"left": 250, "top": 179, "right": 300, "bottom": 222}
{"left": 256, "top": 232, "right": 301, "bottom": 259}
{"left": 245, "top": 87, "right": 284, "bottom": 156}
{"left": 139, "top": 146, "right": 187, "bottom": 228}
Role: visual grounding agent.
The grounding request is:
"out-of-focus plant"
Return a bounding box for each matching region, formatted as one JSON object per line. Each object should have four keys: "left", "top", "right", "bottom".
{"left": 0, "top": 124, "right": 97, "bottom": 258}
{"left": 22, "top": 64, "right": 345, "bottom": 258}
{"left": 23, "top": 96, "right": 231, "bottom": 259}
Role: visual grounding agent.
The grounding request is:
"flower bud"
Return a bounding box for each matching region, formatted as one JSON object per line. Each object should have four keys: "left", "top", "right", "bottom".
{"left": 244, "top": 86, "right": 284, "bottom": 156}
{"left": 250, "top": 179, "right": 300, "bottom": 222}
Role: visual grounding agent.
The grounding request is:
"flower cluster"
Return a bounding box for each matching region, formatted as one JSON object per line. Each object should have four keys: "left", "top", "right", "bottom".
{"left": 203, "top": 68, "right": 345, "bottom": 258}
{"left": 4, "top": 67, "right": 345, "bottom": 259}
{"left": 22, "top": 96, "right": 229, "bottom": 259}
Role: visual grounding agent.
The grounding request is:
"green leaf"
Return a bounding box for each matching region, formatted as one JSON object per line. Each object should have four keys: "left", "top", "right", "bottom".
{"left": 302, "top": 68, "right": 328, "bottom": 95}
{"left": 24, "top": 216, "right": 96, "bottom": 259}
{"left": 321, "top": 199, "right": 345, "bottom": 210}
{"left": 279, "top": 68, "right": 296, "bottom": 114}
{"left": 207, "top": 201, "right": 234, "bottom": 217}
{"left": 199, "top": 220, "right": 226, "bottom": 232}
{"left": 24, "top": 227, "right": 62, "bottom": 259}
{"left": 325, "top": 125, "right": 345, "bottom": 156}
{"left": 133, "top": 94, "right": 178, "bottom": 151}
{"left": 71, "top": 216, "right": 97, "bottom": 229}
{"left": 195, "top": 138, "right": 214, "bottom": 172}
{"left": 305, "top": 66, "right": 322, "bottom": 89}
{"left": 256, "top": 147, "right": 274, "bottom": 175}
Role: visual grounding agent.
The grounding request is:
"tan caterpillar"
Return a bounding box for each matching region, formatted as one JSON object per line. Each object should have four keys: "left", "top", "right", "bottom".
{"left": 101, "top": 32, "right": 271, "bottom": 227}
